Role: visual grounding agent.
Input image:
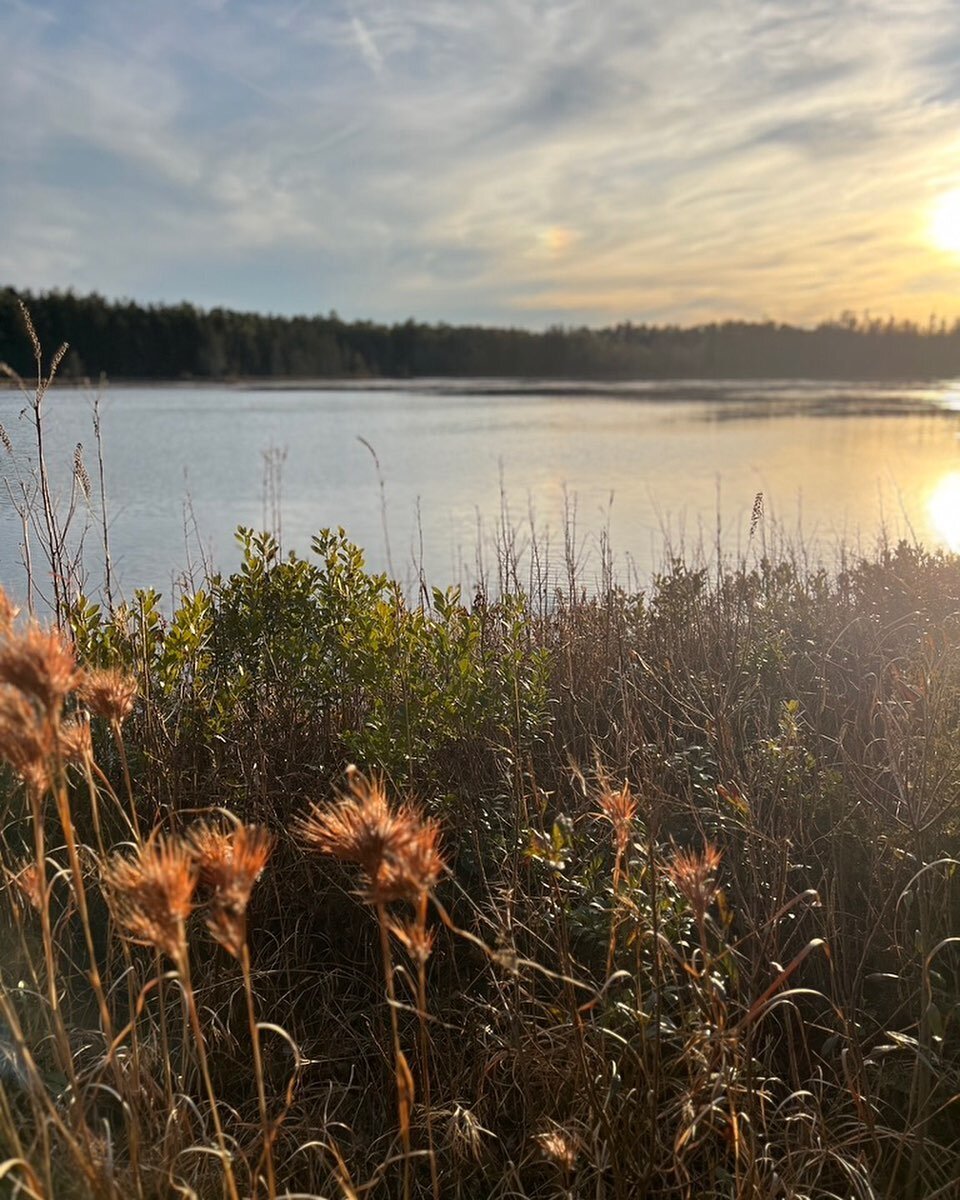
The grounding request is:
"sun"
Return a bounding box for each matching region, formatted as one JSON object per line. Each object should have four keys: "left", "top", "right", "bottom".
{"left": 929, "top": 189, "right": 960, "bottom": 256}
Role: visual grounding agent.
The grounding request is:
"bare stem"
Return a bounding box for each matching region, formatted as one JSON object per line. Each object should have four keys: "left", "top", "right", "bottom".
{"left": 241, "top": 939, "right": 277, "bottom": 1200}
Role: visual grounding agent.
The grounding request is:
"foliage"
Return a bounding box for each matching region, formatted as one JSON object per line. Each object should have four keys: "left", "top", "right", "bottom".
{"left": 71, "top": 526, "right": 550, "bottom": 796}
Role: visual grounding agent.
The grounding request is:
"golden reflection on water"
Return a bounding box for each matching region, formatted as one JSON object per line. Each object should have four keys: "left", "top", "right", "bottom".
{"left": 928, "top": 471, "right": 960, "bottom": 551}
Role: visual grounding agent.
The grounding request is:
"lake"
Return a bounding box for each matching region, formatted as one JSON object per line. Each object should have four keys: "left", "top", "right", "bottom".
{"left": 4, "top": 377, "right": 960, "bottom": 606}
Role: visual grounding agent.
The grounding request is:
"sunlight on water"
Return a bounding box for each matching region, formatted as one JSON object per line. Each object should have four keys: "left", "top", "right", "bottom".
{"left": 928, "top": 471, "right": 960, "bottom": 551}
{"left": 6, "top": 381, "right": 960, "bottom": 598}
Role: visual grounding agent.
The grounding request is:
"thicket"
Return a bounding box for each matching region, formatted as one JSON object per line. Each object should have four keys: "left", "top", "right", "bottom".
{"left": 5, "top": 285, "right": 960, "bottom": 381}
{"left": 0, "top": 313, "right": 959, "bottom": 1199}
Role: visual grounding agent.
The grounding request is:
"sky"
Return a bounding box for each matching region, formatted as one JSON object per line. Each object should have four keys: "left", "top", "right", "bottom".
{"left": 2, "top": 0, "right": 960, "bottom": 329}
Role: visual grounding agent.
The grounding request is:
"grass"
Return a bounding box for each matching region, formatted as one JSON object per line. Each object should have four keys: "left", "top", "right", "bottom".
{"left": 0, "top": 312, "right": 959, "bottom": 1198}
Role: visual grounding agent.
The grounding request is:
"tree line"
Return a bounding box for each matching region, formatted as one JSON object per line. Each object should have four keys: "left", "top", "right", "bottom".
{"left": 3, "top": 286, "right": 960, "bottom": 381}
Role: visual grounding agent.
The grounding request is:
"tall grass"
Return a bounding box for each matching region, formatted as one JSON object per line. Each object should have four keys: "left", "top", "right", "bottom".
{"left": 0, "top": 315, "right": 959, "bottom": 1198}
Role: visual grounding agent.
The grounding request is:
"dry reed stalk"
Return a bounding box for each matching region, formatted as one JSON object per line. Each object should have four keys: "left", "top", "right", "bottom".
{"left": 102, "top": 835, "right": 240, "bottom": 1200}
{"left": 0, "top": 613, "right": 84, "bottom": 1085}
{"left": 596, "top": 778, "right": 638, "bottom": 977}
{"left": 48, "top": 741, "right": 116, "bottom": 1054}
{"left": 6, "top": 859, "right": 44, "bottom": 913}
{"left": 389, "top": 897, "right": 440, "bottom": 1200}
{"left": 16, "top": 301, "right": 71, "bottom": 622}
{"left": 189, "top": 820, "right": 277, "bottom": 1199}
{"left": 297, "top": 767, "right": 445, "bottom": 1200}
{"left": 0, "top": 989, "right": 103, "bottom": 1194}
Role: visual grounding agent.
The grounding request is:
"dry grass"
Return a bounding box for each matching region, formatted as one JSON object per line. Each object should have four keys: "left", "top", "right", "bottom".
{"left": 1, "top": 313, "right": 959, "bottom": 1198}
{"left": 0, "top": 546, "right": 959, "bottom": 1200}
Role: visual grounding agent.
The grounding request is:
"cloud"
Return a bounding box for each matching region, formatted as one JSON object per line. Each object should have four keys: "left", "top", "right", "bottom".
{"left": 350, "top": 15, "right": 384, "bottom": 76}
{"left": 3, "top": 0, "right": 960, "bottom": 325}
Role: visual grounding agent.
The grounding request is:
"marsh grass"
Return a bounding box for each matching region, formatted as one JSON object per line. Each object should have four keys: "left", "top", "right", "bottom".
{"left": 0, "top": 316, "right": 959, "bottom": 1198}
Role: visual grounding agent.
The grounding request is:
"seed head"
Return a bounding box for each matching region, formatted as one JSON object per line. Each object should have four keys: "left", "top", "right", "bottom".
{"left": 73, "top": 443, "right": 91, "bottom": 502}
{"left": 445, "top": 1104, "right": 487, "bottom": 1165}
{"left": 58, "top": 714, "right": 92, "bottom": 765}
{"left": 102, "top": 836, "right": 196, "bottom": 962}
{"left": 666, "top": 843, "right": 722, "bottom": 921}
{"left": 388, "top": 915, "right": 436, "bottom": 965}
{"left": 0, "top": 687, "right": 53, "bottom": 791}
{"left": 78, "top": 667, "right": 138, "bottom": 724}
{"left": 596, "top": 780, "right": 637, "bottom": 854}
{"left": 0, "top": 589, "right": 19, "bottom": 636}
{"left": 0, "top": 625, "right": 78, "bottom": 717}
{"left": 188, "top": 821, "right": 273, "bottom": 957}
{"left": 297, "top": 767, "right": 444, "bottom": 905}
{"left": 534, "top": 1127, "right": 581, "bottom": 1174}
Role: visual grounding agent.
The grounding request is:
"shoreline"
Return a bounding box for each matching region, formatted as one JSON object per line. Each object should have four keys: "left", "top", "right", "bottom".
{"left": 4, "top": 372, "right": 960, "bottom": 395}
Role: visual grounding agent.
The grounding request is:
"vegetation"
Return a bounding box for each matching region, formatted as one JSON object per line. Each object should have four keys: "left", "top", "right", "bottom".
{"left": 6, "top": 285, "right": 960, "bottom": 381}
{"left": 1, "top": 314, "right": 960, "bottom": 1200}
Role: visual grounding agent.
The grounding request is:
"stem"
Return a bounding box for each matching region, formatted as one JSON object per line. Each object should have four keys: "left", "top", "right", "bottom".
{"left": 110, "top": 718, "right": 141, "bottom": 841}
{"left": 176, "top": 946, "right": 240, "bottom": 1200}
{"left": 241, "top": 939, "right": 277, "bottom": 1200}
{"left": 31, "top": 370, "right": 63, "bottom": 623}
{"left": 92, "top": 394, "right": 114, "bottom": 614}
{"left": 52, "top": 755, "right": 114, "bottom": 1045}
{"left": 376, "top": 903, "right": 411, "bottom": 1200}
{"left": 413, "top": 894, "right": 439, "bottom": 1200}
{"left": 29, "top": 788, "right": 74, "bottom": 1079}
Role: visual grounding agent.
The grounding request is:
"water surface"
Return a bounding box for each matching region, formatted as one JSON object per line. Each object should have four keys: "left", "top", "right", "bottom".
{"left": 4, "top": 378, "right": 960, "bottom": 604}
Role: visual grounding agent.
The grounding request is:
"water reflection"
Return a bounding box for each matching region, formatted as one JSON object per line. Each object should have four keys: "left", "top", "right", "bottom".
{"left": 7, "top": 380, "right": 960, "bottom": 598}
{"left": 928, "top": 471, "right": 960, "bottom": 550}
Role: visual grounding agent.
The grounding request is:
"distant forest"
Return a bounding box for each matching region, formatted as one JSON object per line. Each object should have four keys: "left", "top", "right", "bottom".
{"left": 4, "top": 286, "right": 960, "bottom": 381}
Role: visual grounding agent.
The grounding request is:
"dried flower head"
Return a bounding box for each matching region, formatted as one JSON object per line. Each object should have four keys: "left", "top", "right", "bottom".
{"left": 73, "top": 443, "right": 91, "bottom": 502}
{"left": 188, "top": 821, "right": 273, "bottom": 957}
{"left": 388, "top": 915, "right": 436, "bottom": 965}
{"left": 102, "top": 836, "right": 197, "bottom": 962}
{"left": 596, "top": 780, "right": 637, "bottom": 853}
{"left": 297, "top": 767, "right": 443, "bottom": 905}
{"left": 374, "top": 804, "right": 443, "bottom": 903}
{"left": 0, "top": 625, "right": 78, "bottom": 717}
{"left": 58, "top": 714, "right": 92, "bottom": 765}
{"left": 78, "top": 667, "right": 138, "bottom": 724}
{"left": 0, "top": 688, "right": 53, "bottom": 791}
{"left": 666, "top": 843, "right": 722, "bottom": 921}
{"left": 534, "top": 1126, "right": 581, "bottom": 1174}
{"left": 444, "top": 1104, "right": 489, "bottom": 1165}
{"left": 0, "top": 589, "right": 19, "bottom": 636}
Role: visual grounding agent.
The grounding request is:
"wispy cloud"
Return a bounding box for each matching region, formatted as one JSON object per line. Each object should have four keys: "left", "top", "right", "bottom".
{"left": 2, "top": 0, "right": 960, "bottom": 324}
{"left": 350, "top": 14, "right": 384, "bottom": 77}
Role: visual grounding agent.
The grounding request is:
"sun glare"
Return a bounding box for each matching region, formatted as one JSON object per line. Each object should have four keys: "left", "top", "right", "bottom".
{"left": 929, "top": 189, "right": 960, "bottom": 256}
{"left": 928, "top": 471, "right": 960, "bottom": 551}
